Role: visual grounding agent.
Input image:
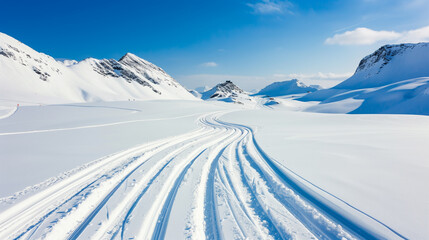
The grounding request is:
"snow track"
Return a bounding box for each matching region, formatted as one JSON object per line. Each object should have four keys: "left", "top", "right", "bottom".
{"left": 0, "top": 111, "right": 406, "bottom": 240}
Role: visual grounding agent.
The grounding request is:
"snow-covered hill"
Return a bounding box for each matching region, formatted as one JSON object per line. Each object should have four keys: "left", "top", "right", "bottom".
{"left": 299, "top": 43, "right": 429, "bottom": 115}
{"left": 0, "top": 32, "right": 196, "bottom": 106}
{"left": 255, "top": 79, "right": 321, "bottom": 97}
{"left": 337, "top": 43, "right": 429, "bottom": 89}
{"left": 199, "top": 80, "right": 254, "bottom": 105}
{"left": 201, "top": 80, "right": 244, "bottom": 99}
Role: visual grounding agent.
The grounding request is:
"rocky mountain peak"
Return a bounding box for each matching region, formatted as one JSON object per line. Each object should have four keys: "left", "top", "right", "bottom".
{"left": 202, "top": 80, "right": 245, "bottom": 99}
{"left": 119, "top": 53, "right": 167, "bottom": 75}
{"left": 356, "top": 44, "right": 417, "bottom": 74}
{"left": 335, "top": 42, "right": 429, "bottom": 89}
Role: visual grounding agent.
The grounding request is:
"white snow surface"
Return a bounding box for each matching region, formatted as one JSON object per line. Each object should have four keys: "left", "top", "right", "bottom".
{"left": 0, "top": 32, "right": 196, "bottom": 107}
{"left": 0, "top": 99, "right": 427, "bottom": 240}
{"left": 223, "top": 107, "right": 429, "bottom": 240}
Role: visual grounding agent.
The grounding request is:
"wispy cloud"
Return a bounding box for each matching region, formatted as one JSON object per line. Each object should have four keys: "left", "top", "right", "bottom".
{"left": 200, "top": 62, "right": 218, "bottom": 67}
{"left": 325, "top": 28, "right": 400, "bottom": 45}
{"left": 325, "top": 26, "right": 429, "bottom": 45}
{"left": 247, "top": 0, "right": 292, "bottom": 15}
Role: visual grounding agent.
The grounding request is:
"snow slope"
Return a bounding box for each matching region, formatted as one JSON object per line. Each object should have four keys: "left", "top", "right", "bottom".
{"left": 0, "top": 32, "right": 196, "bottom": 106}
{"left": 299, "top": 43, "right": 429, "bottom": 115}
{"left": 255, "top": 79, "right": 321, "bottom": 97}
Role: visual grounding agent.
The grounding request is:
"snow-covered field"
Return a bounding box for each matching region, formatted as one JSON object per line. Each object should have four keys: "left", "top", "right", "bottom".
{"left": 1, "top": 99, "right": 427, "bottom": 239}
{"left": 224, "top": 107, "right": 429, "bottom": 240}
{"left": 0, "top": 101, "right": 223, "bottom": 197}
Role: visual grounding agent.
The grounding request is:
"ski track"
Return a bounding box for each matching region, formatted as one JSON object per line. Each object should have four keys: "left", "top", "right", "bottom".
{"left": 0, "top": 111, "right": 407, "bottom": 240}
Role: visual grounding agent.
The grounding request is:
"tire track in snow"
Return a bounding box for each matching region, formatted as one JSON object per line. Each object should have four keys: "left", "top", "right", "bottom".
{"left": 0, "top": 127, "right": 210, "bottom": 239}
{"left": 207, "top": 117, "right": 290, "bottom": 240}
{"left": 136, "top": 120, "right": 238, "bottom": 239}
{"left": 54, "top": 127, "right": 221, "bottom": 240}
{"left": 105, "top": 127, "right": 226, "bottom": 240}
{"left": 0, "top": 111, "right": 407, "bottom": 240}
{"left": 151, "top": 150, "right": 206, "bottom": 240}
{"left": 215, "top": 117, "right": 407, "bottom": 240}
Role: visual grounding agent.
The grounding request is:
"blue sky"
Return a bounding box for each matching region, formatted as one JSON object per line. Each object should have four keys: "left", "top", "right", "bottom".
{"left": 2, "top": 0, "right": 429, "bottom": 90}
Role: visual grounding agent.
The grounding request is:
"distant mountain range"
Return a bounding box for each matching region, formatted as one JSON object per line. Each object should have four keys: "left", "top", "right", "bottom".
{"left": 1, "top": 32, "right": 428, "bottom": 115}
{"left": 0, "top": 32, "right": 195, "bottom": 105}
{"left": 255, "top": 79, "right": 321, "bottom": 97}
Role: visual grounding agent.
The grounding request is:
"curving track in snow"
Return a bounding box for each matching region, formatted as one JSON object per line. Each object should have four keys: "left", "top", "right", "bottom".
{"left": 0, "top": 111, "right": 406, "bottom": 240}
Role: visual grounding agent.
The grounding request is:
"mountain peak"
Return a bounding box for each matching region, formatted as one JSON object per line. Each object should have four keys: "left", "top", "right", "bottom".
{"left": 118, "top": 52, "right": 167, "bottom": 75}
{"left": 201, "top": 80, "right": 245, "bottom": 100}
{"left": 119, "top": 52, "right": 140, "bottom": 62}
{"left": 335, "top": 42, "right": 429, "bottom": 89}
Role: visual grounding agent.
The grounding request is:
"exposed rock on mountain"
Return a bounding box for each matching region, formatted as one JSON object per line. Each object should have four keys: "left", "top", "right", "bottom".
{"left": 198, "top": 80, "right": 253, "bottom": 105}
{"left": 336, "top": 43, "right": 429, "bottom": 89}
{"left": 201, "top": 80, "right": 245, "bottom": 100}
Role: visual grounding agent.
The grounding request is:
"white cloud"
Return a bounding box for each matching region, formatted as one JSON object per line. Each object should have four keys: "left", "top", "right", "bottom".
{"left": 200, "top": 62, "right": 218, "bottom": 67}
{"left": 247, "top": 0, "right": 292, "bottom": 15}
{"left": 325, "top": 28, "right": 400, "bottom": 45}
{"left": 325, "top": 26, "right": 429, "bottom": 45}
{"left": 399, "top": 26, "right": 429, "bottom": 43}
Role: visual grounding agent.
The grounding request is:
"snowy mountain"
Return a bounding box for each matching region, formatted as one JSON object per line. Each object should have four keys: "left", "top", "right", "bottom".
{"left": 299, "top": 42, "right": 429, "bottom": 115}
{"left": 255, "top": 79, "right": 321, "bottom": 97}
{"left": 0, "top": 32, "right": 196, "bottom": 106}
{"left": 201, "top": 80, "right": 244, "bottom": 99}
{"left": 337, "top": 43, "right": 429, "bottom": 89}
{"left": 198, "top": 80, "right": 255, "bottom": 105}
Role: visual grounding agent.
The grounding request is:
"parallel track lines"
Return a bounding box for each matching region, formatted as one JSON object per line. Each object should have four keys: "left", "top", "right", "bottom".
{"left": 0, "top": 111, "right": 407, "bottom": 240}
